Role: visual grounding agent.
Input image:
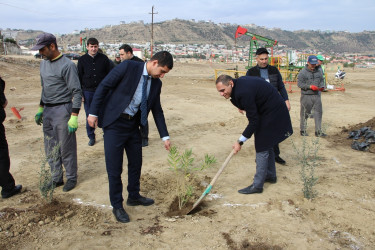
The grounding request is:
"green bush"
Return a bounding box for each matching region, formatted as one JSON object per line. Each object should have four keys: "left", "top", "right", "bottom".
{"left": 4, "top": 38, "right": 17, "bottom": 44}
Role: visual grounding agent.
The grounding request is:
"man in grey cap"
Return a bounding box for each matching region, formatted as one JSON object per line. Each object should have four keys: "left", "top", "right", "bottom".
{"left": 113, "top": 53, "right": 121, "bottom": 66}
{"left": 32, "top": 33, "right": 82, "bottom": 192}
{"left": 297, "top": 55, "right": 326, "bottom": 137}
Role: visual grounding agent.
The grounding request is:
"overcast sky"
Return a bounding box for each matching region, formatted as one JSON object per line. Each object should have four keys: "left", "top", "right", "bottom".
{"left": 1, "top": 0, "right": 374, "bottom": 34}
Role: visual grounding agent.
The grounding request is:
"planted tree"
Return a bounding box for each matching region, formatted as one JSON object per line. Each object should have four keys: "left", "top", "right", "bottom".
{"left": 290, "top": 117, "right": 324, "bottom": 199}
{"left": 38, "top": 138, "right": 61, "bottom": 203}
{"left": 168, "top": 146, "right": 216, "bottom": 209}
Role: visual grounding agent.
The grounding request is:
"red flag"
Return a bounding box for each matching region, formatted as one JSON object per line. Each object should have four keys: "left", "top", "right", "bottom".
{"left": 235, "top": 26, "right": 248, "bottom": 38}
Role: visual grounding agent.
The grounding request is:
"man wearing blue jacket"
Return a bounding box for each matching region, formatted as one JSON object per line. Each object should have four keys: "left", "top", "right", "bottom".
{"left": 87, "top": 51, "right": 173, "bottom": 223}
{"left": 216, "top": 75, "right": 293, "bottom": 194}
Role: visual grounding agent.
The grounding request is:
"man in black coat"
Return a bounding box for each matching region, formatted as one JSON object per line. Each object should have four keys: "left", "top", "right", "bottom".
{"left": 0, "top": 76, "right": 22, "bottom": 199}
{"left": 246, "top": 47, "right": 290, "bottom": 165}
{"left": 215, "top": 75, "right": 293, "bottom": 194}
{"left": 78, "top": 37, "right": 113, "bottom": 146}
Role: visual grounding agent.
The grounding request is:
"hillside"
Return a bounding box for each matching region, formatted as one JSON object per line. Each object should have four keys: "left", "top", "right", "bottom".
{"left": 11, "top": 19, "right": 375, "bottom": 53}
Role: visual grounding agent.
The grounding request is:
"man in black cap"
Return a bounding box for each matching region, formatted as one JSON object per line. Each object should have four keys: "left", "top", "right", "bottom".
{"left": 0, "top": 75, "right": 22, "bottom": 199}
{"left": 32, "top": 33, "right": 82, "bottom": 192}
{"left": 246, "top": 47, "right": 290, "bottom": 165}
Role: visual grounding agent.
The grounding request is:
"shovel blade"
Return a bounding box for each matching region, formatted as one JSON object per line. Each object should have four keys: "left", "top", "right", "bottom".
{"left": 187, "top": 184, "right": 212, "bottom": 215}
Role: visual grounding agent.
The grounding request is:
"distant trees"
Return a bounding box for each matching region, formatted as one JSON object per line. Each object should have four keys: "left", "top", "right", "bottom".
{"left": 343, "top": 62, "right": 355, "bottom": 68}
{"left": 4, "top": 38, "right": 17, "bottom": 44}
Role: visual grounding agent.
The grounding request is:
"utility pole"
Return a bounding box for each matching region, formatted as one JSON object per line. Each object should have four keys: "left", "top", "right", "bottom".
{"left": 149, "top": 5, "right": 158, "bottom": 57}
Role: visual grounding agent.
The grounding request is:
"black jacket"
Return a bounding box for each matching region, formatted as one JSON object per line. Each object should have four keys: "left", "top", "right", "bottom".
{"left": 230, "top": 76, "right": 293, "bottom": 152}
{"left": 130, "top": 56, "right": 144, "bottom": 62}
{"left": 89, "top": 60, "right": 169, "bottom": 138}
{"left": 77, "top": 53, "right": 113, "bottom": 91}
{"left": 246, "top": 65, "right": 289, "bottom": 101}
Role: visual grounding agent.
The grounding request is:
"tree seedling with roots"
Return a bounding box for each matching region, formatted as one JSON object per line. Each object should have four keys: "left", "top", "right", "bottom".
{"left": 168, "top": 146, "right": 216, "bottom": 209}
{"left": 290, "top": 110, "right": 324, "bottom": 199}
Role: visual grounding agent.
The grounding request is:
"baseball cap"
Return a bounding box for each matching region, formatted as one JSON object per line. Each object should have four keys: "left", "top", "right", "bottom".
{"left": 115, "top": 53, "right": 120, "bottom": 57}
{"left": 307, "top": 55, "right": 319, "bottom": 64}
{"left": 31, "top": 33, "right": 56, "bottom": 50}
{"left": 256, "top": 48, "right": 269, "bottom": 55}
{"left": 316, "top": 55, "right": 324, "bottom": 61}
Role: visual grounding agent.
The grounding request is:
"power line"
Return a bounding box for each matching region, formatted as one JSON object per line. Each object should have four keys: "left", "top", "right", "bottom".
{"left": 0, "top": 2, "right": 43, "bottom": 14}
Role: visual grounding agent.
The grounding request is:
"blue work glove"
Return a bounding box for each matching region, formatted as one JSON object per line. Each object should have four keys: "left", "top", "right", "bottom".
{"left": 67, "top": 115, "right": 78, "bottom": 134}
{"left": 35, "top": 107, "right": 44, "bottom": 125}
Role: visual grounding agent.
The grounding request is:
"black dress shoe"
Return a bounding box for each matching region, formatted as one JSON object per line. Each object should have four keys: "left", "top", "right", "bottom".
{"left": 126, "top": 196, "right": 154, "bottom": 206}
{"left": 88, "top": 139, "right": 95, "bottom": 146}
{"left": 275, "top": 156, "right": 286, "bottom": 165}
{"left": 2, "top": 185, "right": 22, "bottom": 198}
{"left": 112, "top": 208, "right": 130, "bottom": 223}
{"left": 264, "top": 176, "right": 277, "bottom": 183}
{"left": 142, "top": 138, "right": 149, "bottom": 147}
{"left": 238, "top": 184, "right": 263, "bottom": 194}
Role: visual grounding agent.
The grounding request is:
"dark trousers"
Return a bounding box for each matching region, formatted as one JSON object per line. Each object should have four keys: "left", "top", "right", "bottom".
{"left": 140, "top": 123, "right": 149, "bottom": 140}
{"left": 273, "top": 143, "right": 280, "bottom": 157}
{"left": 0, "top": 114, "right": 15, "bottom": 193}
{"left": 83, "top": 90, "right": 96, "bottom": 140}
{"left": 103, "top": 116, "right": 142, "bottom": 209}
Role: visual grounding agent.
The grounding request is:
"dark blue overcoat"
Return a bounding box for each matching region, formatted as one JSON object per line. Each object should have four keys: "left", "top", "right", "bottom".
{"left": 230, "top": 76, "right": 293, "bottom": 152}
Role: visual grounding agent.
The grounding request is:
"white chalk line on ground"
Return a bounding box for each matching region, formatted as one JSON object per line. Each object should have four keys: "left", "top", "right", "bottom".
{"left": 73, "top": 198, "right": 112, "bottom": 210}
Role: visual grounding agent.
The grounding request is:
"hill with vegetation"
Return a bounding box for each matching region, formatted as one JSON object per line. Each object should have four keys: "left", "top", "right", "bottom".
{"left": 10, "top": 19, "right": 375, "bottom": 54}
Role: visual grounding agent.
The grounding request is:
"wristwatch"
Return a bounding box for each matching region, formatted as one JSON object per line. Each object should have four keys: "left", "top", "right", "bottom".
{"left": 237, "top": 140, "right": 243, "bottom": 146}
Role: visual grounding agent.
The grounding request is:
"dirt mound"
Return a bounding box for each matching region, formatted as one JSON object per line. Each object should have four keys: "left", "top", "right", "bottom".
{"left": 0, "top": 193, "right": 111, "bottom": 250}
{"left": 0, "top": 56, "right": 41, "bottom": 68}
{"left": 328, "top": 117, "right": 375, "bottom": 153}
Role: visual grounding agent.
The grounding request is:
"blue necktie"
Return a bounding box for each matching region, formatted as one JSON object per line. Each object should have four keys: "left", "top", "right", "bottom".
{"left": 140, "top": 75, "right": 148, "bottom": 126}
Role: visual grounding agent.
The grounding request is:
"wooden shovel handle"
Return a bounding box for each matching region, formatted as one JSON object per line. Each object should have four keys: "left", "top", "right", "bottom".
{"left": 209, "top": 149, "right": 235, "bottom": 187}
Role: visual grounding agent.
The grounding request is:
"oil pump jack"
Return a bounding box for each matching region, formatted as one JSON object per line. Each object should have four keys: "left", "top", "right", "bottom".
{"left": 80, "top": 37, "right": 87, "bottom": 54}
{"left": 234, "top": 25, "right": 278, "bottom": 69}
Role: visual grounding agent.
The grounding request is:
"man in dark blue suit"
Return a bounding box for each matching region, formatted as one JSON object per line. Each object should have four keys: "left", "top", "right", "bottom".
{"left": 216, "top": 75, "right": 293, "bottom": 195}
{"left": 87, "top": 51, "right": 173, "bottom": 223}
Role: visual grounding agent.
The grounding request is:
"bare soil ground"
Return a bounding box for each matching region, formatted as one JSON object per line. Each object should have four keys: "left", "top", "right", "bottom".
{"left": 0, "top": 55, "right": 374, "bottom": 249}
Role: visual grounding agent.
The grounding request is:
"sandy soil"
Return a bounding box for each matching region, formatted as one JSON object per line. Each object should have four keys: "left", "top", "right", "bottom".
{"left": 0, "top": 55, "right": 374, "bottom": 249}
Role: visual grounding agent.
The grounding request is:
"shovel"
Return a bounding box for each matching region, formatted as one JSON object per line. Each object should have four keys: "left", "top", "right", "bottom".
{"left": 187, "top": 149, "right": 235, "bottom": 215}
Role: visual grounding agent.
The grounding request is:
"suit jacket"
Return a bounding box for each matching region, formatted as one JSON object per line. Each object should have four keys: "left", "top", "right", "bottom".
{"left": 230, "top": 76, "right": 293, "bottom": 152}
{"left": 89, "top": 60, "right": 169, "bottom": 138}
